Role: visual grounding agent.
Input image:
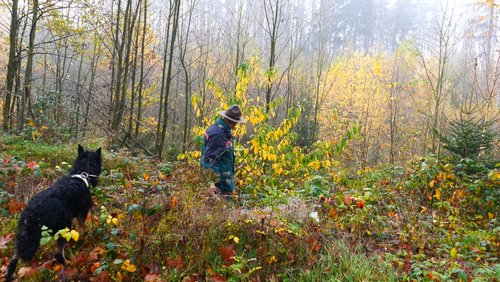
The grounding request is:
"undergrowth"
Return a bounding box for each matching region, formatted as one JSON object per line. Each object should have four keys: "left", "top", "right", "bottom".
{"left": 0, "top": 137, "right": 498, "bottom": 281}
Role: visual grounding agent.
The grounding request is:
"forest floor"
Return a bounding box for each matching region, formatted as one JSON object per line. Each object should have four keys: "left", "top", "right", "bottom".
{"left": 0, "top": 136, "right": 498, "bottom": 281}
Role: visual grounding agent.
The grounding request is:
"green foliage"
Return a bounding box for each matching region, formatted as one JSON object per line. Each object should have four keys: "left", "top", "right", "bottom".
{"left": 39, "top": 225, "right": 54, "bottom": 246}
{"left": 299, "top": 241, "right": 398, "bottom": 281}
{"left": 1, "top": 135, "right": 74, "bottom": 166}
{"left": 303, "top": 175, "right": 330, "bottom": 198}
{"left": 441, "top": 117, "right": 495, "bottom": 161}
{"left": 293, "top": 97, "right": 317, "bottom": 147}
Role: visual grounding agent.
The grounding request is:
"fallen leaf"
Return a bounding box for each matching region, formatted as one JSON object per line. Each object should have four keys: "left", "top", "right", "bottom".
{"left": 41, "top": 260, "right": 53, "bottom": 269}
{"left": 139, "top": 263, "right": 160, "bottom": 276}
{"left": 288, "top": 253, "right": 295, "bottom": 262}
{"left": 93, "top": 270, "right": 111, "bottom": 282}
{"left": 328, "top": 208, "right": 337, "bottom": 218}
{"left": 356, "top": 200, "right": 365, "bottom": 209}
{"left": 88, "top": 247, "right": 105, "bottom": 262}
{"left": 121, "top": 259, "right": 137, "bottom": 272}
{"left": 62, "top": 267, "right": 78, "bottom": 278}
{"left": 208, "top": 274, "right": 227, "bottom": 282}
{"left": 28, "top": 119, "right": 36, "bottom": 127}
{"left": 91, "top": 261, "right": 101, "bottom": 273}
{"left": 27, "top": 161, "right": 37, "bottom": 170}
{"left": 434, "top": 189, "right": 441, "bottom": 200}
{"left": 167, "top": 256, "right": 186, "bottom": 270}
{"left": 71, "top": 253, "right": 88, "bottom": 266}
{"left": 7, "top": 199, "right": 26, "bottom": 214}
{"left": 220, "top": 245, "right": 236, "bottom": 265}
{"left": 144, "top": 274, "right": 164, "bottom": 282}
{"left": 171, "top": 196, "right": 179, "bottom": 207}
{"left": 343, "top": 196, "right": 351, "bottom": 205}
{"left": 0, "top": 233, "right": 14, "bottom": 249}
{"left": 18, "top": 266, "right": 38, "bottom": 279}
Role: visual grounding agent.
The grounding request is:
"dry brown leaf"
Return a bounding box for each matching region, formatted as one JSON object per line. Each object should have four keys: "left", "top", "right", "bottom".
{"left": 144, "top": 274, "right": 164, "bottom": 282}
{"left": 220, "top": 245, "right": 236, "bottom": 266}
{"left": 18, "top": 266, "right": 38, "bottom": 279}
{"left": 91, "top": 270, "right": 111, "bottom": 282}
{"left": 0, "top": 233, "right": 14, "bottom": 249}
{"left": 71, "top": 253, "right": 89, "bottom": 266}
{"left": 166, "top": 256, "right": 186, "bottom": 270}
{"left": 208, "top": 274, "right": 227, "bottom": 282}
{"left": 8, "top": 199, "right": 26, "bottom": 214}
{"left": 88, "top": 246, "right": 104, "bottom": 262}
{"left": 63, "top": 267, "right": 78, "bottom": 278}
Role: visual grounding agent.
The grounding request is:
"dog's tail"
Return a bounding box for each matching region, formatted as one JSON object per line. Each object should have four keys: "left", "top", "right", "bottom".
{"left": 5, "top": 255, "right": 18, "bottom": 282}
{"left": 16, "top": 212, "right": 42, "bottom": 261}
{"left": 6, "top": 214, "right": 41, "bottom": 281}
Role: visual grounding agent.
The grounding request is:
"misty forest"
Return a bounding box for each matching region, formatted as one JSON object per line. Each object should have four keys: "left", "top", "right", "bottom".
{"left": 0, "top": 0, "right": 499, "bottom": 281}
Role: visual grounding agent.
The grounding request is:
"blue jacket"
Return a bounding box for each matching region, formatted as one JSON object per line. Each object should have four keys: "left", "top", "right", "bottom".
{"left": 200, "top": 118, "right": 235, "bottom": 192}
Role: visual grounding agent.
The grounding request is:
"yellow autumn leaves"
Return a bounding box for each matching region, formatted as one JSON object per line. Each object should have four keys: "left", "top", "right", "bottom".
{"left": 57, "top": 227, "right": 80, "bottom": 242}
{"left": 120, "top": 259, "right": 137, "bottom": 272}
{"left": 182, "top": 57, "right": 349, "bottom": 194}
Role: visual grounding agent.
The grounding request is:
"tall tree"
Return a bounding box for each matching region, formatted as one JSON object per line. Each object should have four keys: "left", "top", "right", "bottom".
{"left": 110, "top": 0, "right": 130, "bottom": 132}
{"left": 3, "top": 0, "right": 19, "bottom": 131}
{"left": 157, "top": 0, "right": 181, "bottom": 159}
{"left": 18, "top": 0, "right": 39, "bottom": 132}
{"left": 135, "top": 0, "right": 148, "bottom": 137}
{"left": 411, "top": 1, "right": 461, "bottom": 157}
{"left": 312, "top": 1, "right": 334, "bottom": 142}
{"left": 83, "top": 34, "right": 102, "bottom": 137}
{"left": 112, "top": 0, "right": 141, "bottom": 134}
{"left": 262, "top": 0, "right": 285, "bottom": 113}
{"left": 179, "top": 0, "right": 196, "bottom": 152}
{"left": 336, "top": 0, "right": 376, "bottom": 53}
{"left": 109, "top": 0, "right": 122, "bottom": 126}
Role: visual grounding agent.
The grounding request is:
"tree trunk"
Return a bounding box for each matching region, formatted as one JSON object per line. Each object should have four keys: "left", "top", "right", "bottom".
{"left": 264, "top": 0, "right": 282, "bottom": 114}
{"left": 3, "top": 0, "right": 19, "bottom": 131}
{"left": 135, "top": 0, "right": 147, "bottom": 137}
{"left": 116, "top": 0, "right": 141, "bottom": 137}
{"left": 180, "top": 1, "right": 194, "bottom": 153}
{"left": 109, "top": 0, "right": 122, "bottom": 126}
{"left": 74, "top": 51, "right": 85, "bottom": 137}
{"left": 156, "top": 0, "right": 175, "bottom": 153}
{"left": 111, "top": 0, "right": 131, "bottom": 132}
{"left": 158, "top": 0, "right": 181, "bottom": 159}
{"left": 20, "top": 0, "right": 39, "bottom": 130}
{"left": 83, "top": 35, "right": 102, "bottom": 137}
{"left": 128, "top": 2, "right": 142, "bottom": 138}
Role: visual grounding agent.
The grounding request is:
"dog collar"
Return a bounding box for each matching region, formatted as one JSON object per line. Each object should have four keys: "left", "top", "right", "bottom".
{"left": 71, "top": 173, "right": 90, "bottom": 188}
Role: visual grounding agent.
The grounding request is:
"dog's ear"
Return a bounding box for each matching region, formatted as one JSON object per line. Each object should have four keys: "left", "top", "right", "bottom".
{"left": 78, "top": 144, "right": 84, "bottom": 155}
{"left": 95, "top": 147, "right": 102, "bottom": 158}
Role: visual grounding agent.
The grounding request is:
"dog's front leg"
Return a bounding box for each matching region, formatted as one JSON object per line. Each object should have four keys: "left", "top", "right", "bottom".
{"left": 54, "top": 238, "right": 70, "bottom": 282}
{"left": 74, "top": 208, "right": 90, "bottom": 237}
{"left": 77, "top": 214, "right": 87, "bottom": 237}
{"left": 54, "top": 237, "right": 67, "bottom": 265}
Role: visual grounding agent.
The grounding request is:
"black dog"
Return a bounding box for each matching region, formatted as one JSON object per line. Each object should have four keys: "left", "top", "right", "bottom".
{"left": 5, "top": 145, "right": 102, "bottom": 282}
